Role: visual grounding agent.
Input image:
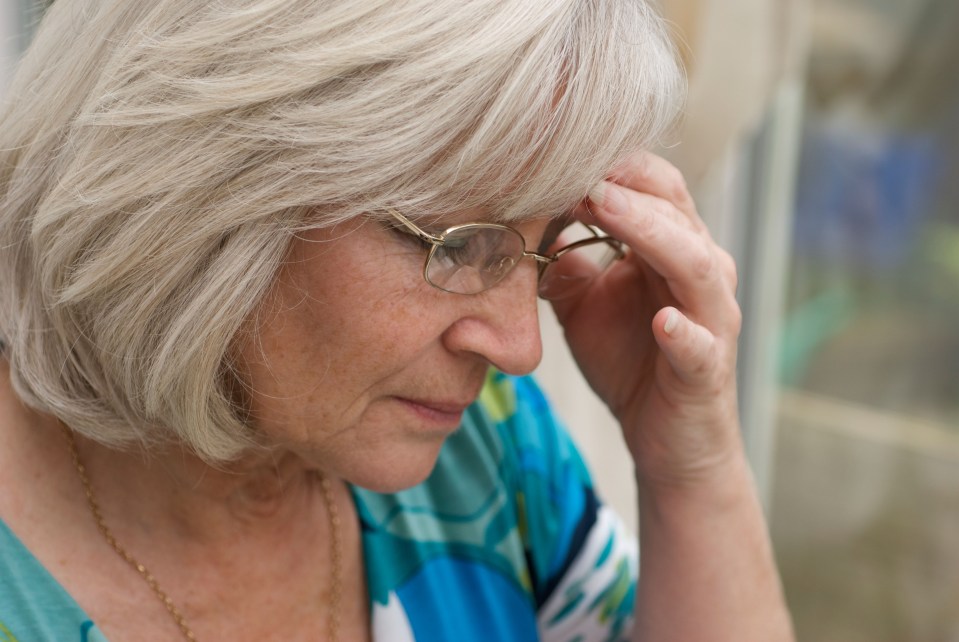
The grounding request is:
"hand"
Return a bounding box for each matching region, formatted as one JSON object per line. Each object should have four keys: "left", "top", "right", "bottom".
{"left": 548, "top": 152, "right": 743, "bottom": 488}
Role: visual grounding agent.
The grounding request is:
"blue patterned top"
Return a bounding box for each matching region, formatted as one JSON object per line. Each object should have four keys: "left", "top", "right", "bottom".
{"left": 0, "top": 373, "right": 637, "bottom": 641}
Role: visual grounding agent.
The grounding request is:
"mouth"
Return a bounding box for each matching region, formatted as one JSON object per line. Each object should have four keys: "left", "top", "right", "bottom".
{"left": 393, "top": 396, "right": 474, "bottom": 429}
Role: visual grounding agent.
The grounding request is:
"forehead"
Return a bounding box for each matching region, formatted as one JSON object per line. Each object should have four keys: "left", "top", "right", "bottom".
{"left": 414, "top": 204, "right": 574, "bottom": 229}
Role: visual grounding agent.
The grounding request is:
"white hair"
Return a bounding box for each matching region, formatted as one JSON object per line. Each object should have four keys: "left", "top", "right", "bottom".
{"left": 0, "top": 0, "right": 684, "bottom": 461}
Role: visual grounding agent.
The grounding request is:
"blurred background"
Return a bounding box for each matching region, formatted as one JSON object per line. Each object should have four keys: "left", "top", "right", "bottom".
{"left": 3, "top": 0, "right": 958, "bottom": 640}
{"left": 541, "top": 0, "right": 959, "bottom": 640}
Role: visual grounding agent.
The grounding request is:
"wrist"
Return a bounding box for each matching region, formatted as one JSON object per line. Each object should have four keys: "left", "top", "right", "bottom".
{"left": 626, "top": 404, "right": 746, "bottom": 493}
{"left": 634, "top": 445, "right": 757, "bottom": 516}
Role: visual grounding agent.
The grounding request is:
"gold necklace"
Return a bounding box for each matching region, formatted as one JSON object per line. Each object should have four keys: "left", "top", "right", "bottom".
{"left": 64, "top": 429, "right": 342, "bottom": 642}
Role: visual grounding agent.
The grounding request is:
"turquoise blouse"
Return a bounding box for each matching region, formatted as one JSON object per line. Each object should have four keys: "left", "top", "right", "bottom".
{"left": 0, "top": 373, "right": 637, "bottom": 641}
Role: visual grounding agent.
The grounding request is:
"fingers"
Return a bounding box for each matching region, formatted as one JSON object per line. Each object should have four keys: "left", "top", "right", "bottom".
{"left": 608, "top": 151, "right": 704, "bottom": 230}
{"left": 585, "top": 181, "right": 697, "bottom": 235}
{"left": 653, "top": 306, "right": 737, "bottom": 388}
{"left": 585, "top": 180, "right": 739, "bottom": 331}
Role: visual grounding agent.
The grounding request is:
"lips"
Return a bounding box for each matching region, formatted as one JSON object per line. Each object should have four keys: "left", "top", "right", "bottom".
{"left": 393, "top": 395, "right": 474, "bottom": 427}
{"left": 405, "top": 398, "right": 472, "bottom": 414}
{"left": 398, "top": 397, "right": 472, "bottom": 415}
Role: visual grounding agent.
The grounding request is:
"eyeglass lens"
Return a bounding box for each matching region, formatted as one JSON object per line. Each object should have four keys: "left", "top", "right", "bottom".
{"left": 427, "top": 226, "right": 525, "bottom": 295}
{"left": 425, "top": 224, "right": 621, "bottom": 299}
{"left": 537, "top": 236, "right": 620, "bottom": 299}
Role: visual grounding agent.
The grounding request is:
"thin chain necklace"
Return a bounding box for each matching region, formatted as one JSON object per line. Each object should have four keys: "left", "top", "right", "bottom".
{"left": 64, "top": 429, "right": 342, "bottom": 642}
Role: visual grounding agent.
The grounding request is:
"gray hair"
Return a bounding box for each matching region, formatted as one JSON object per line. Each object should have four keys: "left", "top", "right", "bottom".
{"left": 0, "top": 0, "right": 684, "bottom": 461}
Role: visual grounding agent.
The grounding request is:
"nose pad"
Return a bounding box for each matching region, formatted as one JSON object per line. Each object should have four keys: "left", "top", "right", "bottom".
{"left": 500, "top": 253, "right": 543, "bottom": 298}
{"left": 490, "top": 255, "right": 517, "bottom": 281}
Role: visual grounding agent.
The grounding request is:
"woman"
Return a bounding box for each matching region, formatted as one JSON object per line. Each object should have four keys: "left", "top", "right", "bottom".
{"left": 0, "top": 0, "right": 794, "bottom": 640}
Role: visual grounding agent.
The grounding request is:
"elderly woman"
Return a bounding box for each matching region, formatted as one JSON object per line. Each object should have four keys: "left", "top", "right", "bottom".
{"left": 0, "top": 0, "right": 793, "bottom": 640}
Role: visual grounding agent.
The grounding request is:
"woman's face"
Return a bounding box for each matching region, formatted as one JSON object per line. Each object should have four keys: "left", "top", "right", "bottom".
{"left": 236, "top": 212, "right": 548, "bottom": 492}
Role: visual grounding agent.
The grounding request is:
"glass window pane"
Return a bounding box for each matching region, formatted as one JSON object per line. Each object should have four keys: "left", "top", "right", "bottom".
{"left": 771, "top": 0, "right": 959, "bottom": 639}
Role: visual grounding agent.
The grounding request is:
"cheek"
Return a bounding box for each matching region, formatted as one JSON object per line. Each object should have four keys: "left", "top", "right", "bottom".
{"left": 263, "top": 234, "right": 414, "bottom": 358}
{"left": 285, "top": 232, "right": 449, "bottom": 359}
{"left": 234, "top": 234, "right": 449, "bottom": 434}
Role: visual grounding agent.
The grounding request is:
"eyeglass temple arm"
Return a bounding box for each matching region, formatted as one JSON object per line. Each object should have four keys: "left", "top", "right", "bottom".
{"left": 386, "top": 208, "right": 444, "bottom": 245}
{"left": 526, "top": 221, "right": 626, "bottom": 260}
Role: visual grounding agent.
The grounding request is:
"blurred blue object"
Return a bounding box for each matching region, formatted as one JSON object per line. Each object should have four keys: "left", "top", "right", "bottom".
{"left": 792, "top": 118, "right": 942, "bottom": 270}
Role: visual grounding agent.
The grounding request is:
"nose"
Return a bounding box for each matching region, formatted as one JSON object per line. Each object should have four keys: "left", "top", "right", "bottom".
{"left": 441, "top": 262, "right": 543, "bottom": 375}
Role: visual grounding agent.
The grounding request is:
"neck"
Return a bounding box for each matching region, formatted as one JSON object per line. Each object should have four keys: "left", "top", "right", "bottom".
{"left": 1, "top": 365, "right": 362, "bottom": 641}
{"left": 74, "top": 434, "right": 335, "bottom": 545}
{"left": 0, "top": 361, "right": 335, "bottom": 542}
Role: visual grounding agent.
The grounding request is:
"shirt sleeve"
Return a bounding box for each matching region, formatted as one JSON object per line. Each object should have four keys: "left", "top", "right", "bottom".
{"left": 482, "top": 373, "right": 637, "bottom": 642}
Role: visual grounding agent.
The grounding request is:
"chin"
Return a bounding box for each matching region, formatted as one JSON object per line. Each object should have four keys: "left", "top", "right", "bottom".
{"left": 343, "top": 440, "right": 446, "bottom": 493}
{"left": 348, "top": 467, "right": 437, "bottom": 494}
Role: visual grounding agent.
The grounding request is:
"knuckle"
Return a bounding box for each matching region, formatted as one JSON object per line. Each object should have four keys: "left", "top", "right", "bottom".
{"left": 630, "top": 206, "right": 659, "bottom": 238}
{"left": 688, "top": 243, "right": 719, "bottom": 281}
{"left": 706, "top": 363, "right": 737, "bottom": 399}
{"left": 650, "top": 200, "right": 678, "bottom": 224}
{"left": 634, "top": 151, "right": 656, "bottom": 180}
{"left": 719, "top": 249, "right": 739, "bottom": 290}
{"left": 663, "top": 165, "right": 690, "bottom": 205}
{"left": 672, "top": 320, "right": 713, "bottom": 365}
{"left": 695, "top": 339, "right": 719, "bottom": 373}
{"left": 668, "top": 326, "right": 739, "bottom": 398}
{"left": 726, "top": 300, "right": 743, "bottom": 337}
{"left": 684, "top": 336, "right": 719, "bottom": 384}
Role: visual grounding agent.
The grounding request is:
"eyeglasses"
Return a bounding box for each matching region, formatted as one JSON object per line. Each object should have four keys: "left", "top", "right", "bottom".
{"left": 386, "top": 209, "right": 625, "bottom": 299}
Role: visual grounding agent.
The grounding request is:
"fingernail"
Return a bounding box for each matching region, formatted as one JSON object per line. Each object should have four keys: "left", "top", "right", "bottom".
{"left": 587, "top": 180, "right": 627, "bottom": 215}
{"left": 663, "top": 308, "right": 680, "bottom": 335}
{"left": 587, "top": 181, "right": 607, "bottom": 206}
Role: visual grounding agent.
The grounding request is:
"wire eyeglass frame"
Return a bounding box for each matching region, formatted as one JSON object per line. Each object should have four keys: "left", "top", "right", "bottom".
{"left": 386, "top": 208, "right": 625, "bottom": 297}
